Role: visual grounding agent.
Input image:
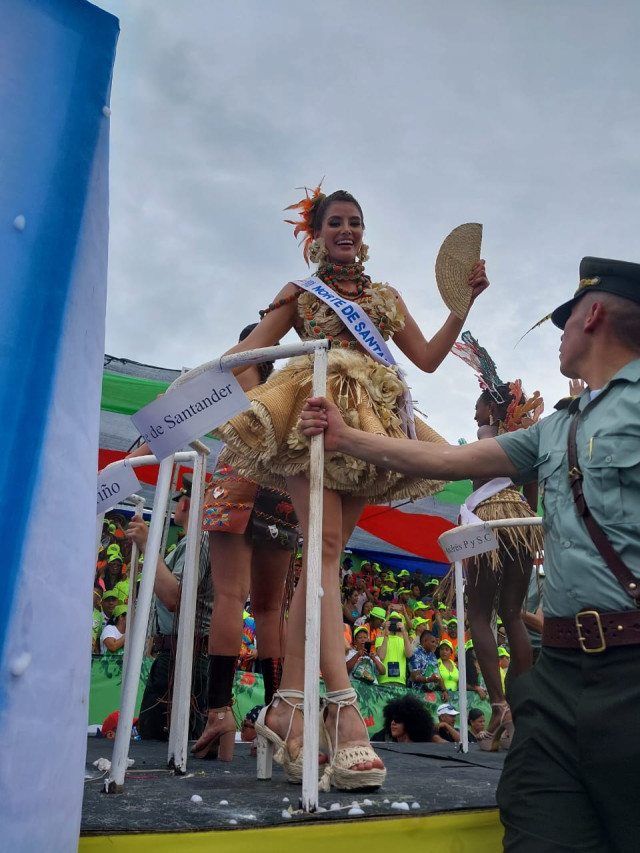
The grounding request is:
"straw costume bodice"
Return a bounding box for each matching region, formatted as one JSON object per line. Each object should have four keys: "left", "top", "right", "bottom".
{"left": 212, "top": 277, "right": 449, "bottom": 502}
{"left": 293, "top": 280, "right": 404, "bottom": 348}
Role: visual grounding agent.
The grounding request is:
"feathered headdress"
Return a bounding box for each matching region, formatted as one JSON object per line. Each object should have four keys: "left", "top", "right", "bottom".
{"left": 452, "top": 331, "right": 544, "bottom": 430}
{"left": 504, "top": 380, "right": 544, "bottom": 431}
{"left": 451, "top": 330, "right": 505, "bottom": 403}
{"left": 284, "top": 180, "right": 325, "bottom": 266}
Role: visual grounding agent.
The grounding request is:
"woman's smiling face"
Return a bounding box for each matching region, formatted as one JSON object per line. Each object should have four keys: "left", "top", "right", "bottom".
{"left": 315, "top": 201, "right": 363, "bottom": 265}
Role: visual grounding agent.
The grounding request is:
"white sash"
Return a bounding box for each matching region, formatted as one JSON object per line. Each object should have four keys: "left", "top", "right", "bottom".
{"left": 459, "top": 477, "right": 513, "bottom": 526}
{"left": 293, "top": 275, "right": 417, "bottom": 438}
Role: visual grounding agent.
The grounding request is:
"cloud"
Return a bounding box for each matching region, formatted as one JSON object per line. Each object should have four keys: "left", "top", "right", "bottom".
{"left": 95, "top": 0, "right": 640, "bottom": 439}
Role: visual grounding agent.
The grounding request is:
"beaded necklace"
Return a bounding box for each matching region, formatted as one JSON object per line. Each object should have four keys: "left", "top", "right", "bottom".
{"left": 303, "top": 263, "right": 374, "bottom": 349}
{"left": 316, "top": 262, "right": 371, "bottom": 298}
{"left": 259, "top": 289, "right": 300, "bottom": 318}
{"left": 258, "top": 262, "right": 371, "bottom": 318}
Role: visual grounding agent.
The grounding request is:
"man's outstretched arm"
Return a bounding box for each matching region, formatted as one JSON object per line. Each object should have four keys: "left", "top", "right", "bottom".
{"left": 299, "top": 397, "right": 519, "bottom": 482}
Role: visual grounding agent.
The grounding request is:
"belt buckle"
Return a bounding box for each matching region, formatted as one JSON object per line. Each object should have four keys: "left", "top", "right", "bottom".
{"left": 575, "top": 610, "right": 606, "bottom": 653}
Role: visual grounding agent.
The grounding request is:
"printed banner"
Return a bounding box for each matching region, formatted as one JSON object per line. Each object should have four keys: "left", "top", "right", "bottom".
{"left": 131, "top": 364, "right": 248, "bottom": 460}
{"left": 438, "top": 523, "right": 499, "bottom": 561}
{"left": 97, "top": 460, "right": 141, "bottom": 515}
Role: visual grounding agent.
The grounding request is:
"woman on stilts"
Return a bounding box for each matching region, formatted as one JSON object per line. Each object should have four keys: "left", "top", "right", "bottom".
{"left": 203, "top": 183, "right": 489, "bottom": 789}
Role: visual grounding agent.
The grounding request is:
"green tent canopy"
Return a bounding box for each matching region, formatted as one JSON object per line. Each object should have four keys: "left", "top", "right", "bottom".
{"left": 101, "top": 372, "right": 170, "bottom": 415}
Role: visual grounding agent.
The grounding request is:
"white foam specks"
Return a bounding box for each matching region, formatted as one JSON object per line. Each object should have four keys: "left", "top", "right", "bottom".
{"left": 391, "top": 801, "right": 410, "bottom": 811}
{"left": 348, "top": 806, "right": 365, "bottom": 816}
{"left": 411, "top": 801, "right": 420, "bottom": 809}
{"left": 281, "top": 810, "right": 292, "bottom": 819}
{"left": 219, "top": 799, "right": 229, "bottom": 805}
{"left": 13, "top": 215, "right": 26, "bottom": 231}
{"left": 190, "top": 795, "right": 203, "bottom": 804}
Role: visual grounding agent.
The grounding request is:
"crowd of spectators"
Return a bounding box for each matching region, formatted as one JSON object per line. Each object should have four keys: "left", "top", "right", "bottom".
{"left": 337, "top": 555, "right": 533, "bottom": 742}
{"left": 92, "top": 512, "right": 532, "bottom": 746}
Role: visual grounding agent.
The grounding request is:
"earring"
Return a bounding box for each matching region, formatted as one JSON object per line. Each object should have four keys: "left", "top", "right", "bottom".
{"left": 358, "top": 243, "right": 370, "bottom": 263}
{"left": 488, "top": 413, "right": 494, "bottom": 426}
{"left": 309, "top": 237, "right": 329, "bottom": 265}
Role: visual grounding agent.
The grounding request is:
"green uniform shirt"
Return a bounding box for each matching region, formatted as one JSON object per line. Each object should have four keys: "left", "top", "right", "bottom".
{"left": 495, "top": 357, "right": 640, "bottom": 618}
{"left": 154, "top": 534, "right": 212, "bottom": 637}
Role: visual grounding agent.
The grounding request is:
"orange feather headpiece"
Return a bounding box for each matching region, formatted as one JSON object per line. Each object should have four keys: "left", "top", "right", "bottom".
{"left": 284, "top": 180, "right": 326, "bottom": 266}
{"left": 504, "top": 380, "right": 544, "bottom": 432}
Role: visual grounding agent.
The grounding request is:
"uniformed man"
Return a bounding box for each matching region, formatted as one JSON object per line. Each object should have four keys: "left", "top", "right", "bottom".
{"left": 299, "top": 256, "right": 640, "bottom": 852}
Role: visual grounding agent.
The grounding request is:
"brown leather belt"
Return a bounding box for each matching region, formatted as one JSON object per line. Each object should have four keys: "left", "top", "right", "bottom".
{"left": 543, "top": 609, "right": 640, "bottom": 653}
{"left": 153, "top": 634, "right": 176, "bottom": 653}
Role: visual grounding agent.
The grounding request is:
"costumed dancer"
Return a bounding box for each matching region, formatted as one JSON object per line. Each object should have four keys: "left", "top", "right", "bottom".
{"left": 212, "top": 183, "right": 489, "bottom": 790}
{"left": 191, "top": 324, "right": 299, "bottom": 761}
{"left": 451, "top": 331, "right": 544, "bottom": 749}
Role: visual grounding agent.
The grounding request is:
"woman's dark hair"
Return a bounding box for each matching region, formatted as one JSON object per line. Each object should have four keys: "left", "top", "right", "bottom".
{"left": 103, "top": 561, "right": 124, "bottom": 589}
{"left": 465, "top": 647, "right": 480, "bottom": 687}
{"left": 311, "top": 190, "right": 365, "bottom": 234}
{"left": 436, "top": 641, "right": 452, "bottom": 660}
{"left": 239, "top": 322, "right": 275, "bottom": 384}
{"left": 479, "top": 383, "right": 525, "bottom": 423}
{"left": 383, "top": 695, "right": 435, "bottom": 742}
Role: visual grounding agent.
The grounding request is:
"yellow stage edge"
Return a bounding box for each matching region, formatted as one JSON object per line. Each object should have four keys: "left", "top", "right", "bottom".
{"left": 79, "top": 808, "right": 502, "bottom": 853}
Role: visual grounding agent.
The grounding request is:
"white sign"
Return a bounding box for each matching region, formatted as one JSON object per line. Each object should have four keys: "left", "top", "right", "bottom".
{"left": 438, "top": 523, "right": 499, "bottom": 562}
{"left": 131, "top": 364, "right": 248, "bottom": 461}
{"left": 97, "top": 460, "right": 141, "bottom": 515}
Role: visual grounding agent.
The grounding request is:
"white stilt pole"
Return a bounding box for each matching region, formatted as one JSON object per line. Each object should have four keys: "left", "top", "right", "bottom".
{"left": 96, "top": 513, "right": 105, "bottom": 559}
{"left": 438, "top": 517, "right": 543, "bottom": 754}
{"left": 301, "top": 345, "right": 328, "bottom": 812}
{"left": 121, "top": 494, "right": 146, "bottom": 689}
{"left": 454, "top": 559, "right": 468, "bottom": 753}
{"left": 167, "top": 448, "right": 209, "bottom": 773}
{"left": 106, "top": 455, "right": 175, "bottom": 792}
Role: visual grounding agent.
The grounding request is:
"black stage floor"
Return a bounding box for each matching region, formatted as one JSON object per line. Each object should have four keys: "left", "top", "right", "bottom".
{"left": 82, "top": 736, "right": 504, "bottom": 834}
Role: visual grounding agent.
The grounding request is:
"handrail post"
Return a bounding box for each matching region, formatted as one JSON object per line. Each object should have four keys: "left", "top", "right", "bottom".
{"left": 167, "top": 447, "right": 209, "bottom": 772}
{"left": 105, "top": 455, "right": 175, "bottom": 792}
{"left": 301, "top": 344, "right": 328, "bottom": 812}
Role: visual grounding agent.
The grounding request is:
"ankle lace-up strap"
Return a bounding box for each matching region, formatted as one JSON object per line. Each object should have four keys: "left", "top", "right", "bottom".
{"left": 272, "top": 689, "right": 305, "bottom": 745}
{"left": 322, "top": 688, "right": 364, "bottom": 751}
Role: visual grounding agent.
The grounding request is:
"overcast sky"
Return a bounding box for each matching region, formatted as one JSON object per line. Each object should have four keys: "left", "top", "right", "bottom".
{"left": 94, "top": 0, "right": 640, "bottom": 443}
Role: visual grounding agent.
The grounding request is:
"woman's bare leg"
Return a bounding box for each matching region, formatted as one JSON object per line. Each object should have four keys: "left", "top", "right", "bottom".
{"left": 465, "top": 556, "right": 506, "bottom": 733}
{"left": 206, "top": 530, "right": 251, "bottom": 656}
{"left": 250, "top": 546, "right": 290, "bottom": 660}
{"left": 497, "top": 553, "right": 533, "bottom": 680}
{"left": 191, "top": 531, "right": 251, "bottom": 753}
{"left": 265, "top": 477, "right": 380, "bottom": 769}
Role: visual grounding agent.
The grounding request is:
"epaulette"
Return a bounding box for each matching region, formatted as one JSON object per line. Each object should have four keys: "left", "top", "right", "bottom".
{"left": 554, "top": 396, "right": 573, "bottom": 411}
